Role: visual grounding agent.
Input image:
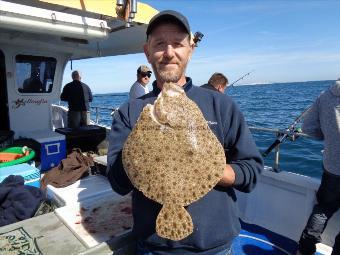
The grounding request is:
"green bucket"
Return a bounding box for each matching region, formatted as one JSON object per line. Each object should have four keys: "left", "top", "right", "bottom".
{"left": 0, "top": 147, "right": 36, "bottom": 168}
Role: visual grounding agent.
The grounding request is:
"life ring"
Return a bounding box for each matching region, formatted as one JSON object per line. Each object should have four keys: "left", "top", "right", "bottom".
{"left": 0, "top": 147, "right": 35, "bottom": 168}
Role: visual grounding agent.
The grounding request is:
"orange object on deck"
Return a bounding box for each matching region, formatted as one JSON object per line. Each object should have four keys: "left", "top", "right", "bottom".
{"left": 0, "top": 153, "right": 23, "bottom": 163}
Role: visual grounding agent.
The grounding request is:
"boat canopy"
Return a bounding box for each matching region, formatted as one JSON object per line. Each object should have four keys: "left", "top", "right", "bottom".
{"left": 7, "top": 0, "right": 158, "bottom": 24}
{"left": 0, "top": 0, "right": 158, "bottom": 59}
{"left": 0, "top": 0, "right": 158, "bottom": 135}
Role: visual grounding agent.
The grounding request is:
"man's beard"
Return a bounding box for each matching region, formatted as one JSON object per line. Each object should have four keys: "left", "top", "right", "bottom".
{"left": 152, "top": 61, "right": 187, "bottom": 83}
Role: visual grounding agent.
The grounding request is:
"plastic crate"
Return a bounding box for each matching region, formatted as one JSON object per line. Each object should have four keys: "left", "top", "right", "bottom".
{"left": 0, "top": 163, "right": 40, "bottom": 188}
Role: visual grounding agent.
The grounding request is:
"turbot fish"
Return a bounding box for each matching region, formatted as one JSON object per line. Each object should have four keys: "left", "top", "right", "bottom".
{"left": 122, "top": 82, "right": 226, "bottom": 241}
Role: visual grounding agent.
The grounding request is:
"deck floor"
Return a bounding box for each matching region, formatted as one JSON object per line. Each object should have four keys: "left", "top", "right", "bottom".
{"left": 233, "top": 221, "right": 324, "bottom": 255}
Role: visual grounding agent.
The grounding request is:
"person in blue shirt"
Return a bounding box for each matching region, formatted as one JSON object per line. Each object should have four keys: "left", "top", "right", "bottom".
{"left": 107, "top": 10, "right": 263, "bottom": 255}
{"left": 129, "top": 65, "right": 152, "bottom": 99}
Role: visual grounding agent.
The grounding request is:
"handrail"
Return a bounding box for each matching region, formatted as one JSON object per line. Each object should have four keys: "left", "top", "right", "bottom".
{"left": 249, "top": 126, "right": 311, "bottom": 172}
{"left": 249, "top": 126, "right": 310, "bottom": 137}
{"left": 90, "top": 106, "right": 117, "bottom": 124}
{"left": 54, "top": 103, "right": 117, "bottom": 124}
{"left": 91, "top": 106, "right": 117, "bottom": 110}
{"left": 82, "top": 107, "right": 312, "bottom": 172}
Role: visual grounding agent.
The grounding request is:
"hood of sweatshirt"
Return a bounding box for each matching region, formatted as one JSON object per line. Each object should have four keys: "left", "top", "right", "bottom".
{"left": 330, "top": 80, "right": 340, "bottom": 97}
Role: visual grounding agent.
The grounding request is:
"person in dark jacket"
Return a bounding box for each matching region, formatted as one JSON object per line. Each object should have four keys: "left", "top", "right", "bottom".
{"left": 201, "top": 72, "right": 229, "bottom": 93}
{"left": 22, "top": 70, "right": 43, "bottom": 93}
{"left": 107, "top": 10, "right": 263, "bottom": 255}
{"left": 60, "top": 70, "right": 93, "bottom": 128}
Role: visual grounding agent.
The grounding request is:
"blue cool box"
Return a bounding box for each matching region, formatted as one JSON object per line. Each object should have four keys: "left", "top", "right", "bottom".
{"left": 0, "top": 163, "right": 40, "bottom": 188}
{"left": 23, "top": 130, "right": 66, "bottom": 172}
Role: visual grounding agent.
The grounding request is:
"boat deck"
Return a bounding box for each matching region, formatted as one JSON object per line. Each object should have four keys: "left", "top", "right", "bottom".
{"left": 234, "top": 221, "right": 328, "bottom": 255}
{"left": 234, "top": 221, "right": 297, "bottom": 254}
{"left": 1, "top": 162, "right": 334, "bottom": 255}
{"left": 233, "top": 222, "right": 297, "bottom": 255}
{"left": 80, "top": 220, "right": 330, "bottom": 255}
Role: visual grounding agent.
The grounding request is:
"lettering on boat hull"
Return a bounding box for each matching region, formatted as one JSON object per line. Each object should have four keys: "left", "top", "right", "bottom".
{"left": 12, "top": 98, "right": 48, "bottom": 109}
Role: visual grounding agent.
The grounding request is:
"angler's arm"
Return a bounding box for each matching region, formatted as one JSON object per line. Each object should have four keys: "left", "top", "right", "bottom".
{"left": 88, "top": 86, "right": 93, "bottom": 102}
{"left": 106, "top": 104, "right": 134, "bottom": 195}
{"left": 60, "top": 86, "right": 68, "bottom": 101}
{"left": 301, "top": 99, "right": 324, "bottom": 140}
{"left": 221, "top": 102, "right": 264, "bottom": 193}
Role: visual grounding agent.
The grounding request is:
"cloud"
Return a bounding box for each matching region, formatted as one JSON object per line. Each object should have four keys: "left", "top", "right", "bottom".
{"left": 188, "top": 50, "right": 340, "bottom": 85}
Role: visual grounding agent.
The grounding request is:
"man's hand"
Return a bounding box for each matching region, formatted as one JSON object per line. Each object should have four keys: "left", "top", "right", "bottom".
{"left": 218, "top": 164, "right": 235, "bottom": 187}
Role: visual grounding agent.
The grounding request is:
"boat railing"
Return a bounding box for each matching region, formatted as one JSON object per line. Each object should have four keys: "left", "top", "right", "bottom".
{"left": 81, "top": 106, "right": 314, "bottom": 173}
{"left": 249, "top": 126, "right": 311, "bottom": 172}
{"left": 90, "top": 106, "right": 117, "bottom": 124}
{"left": 52, "top": 104, "right": 115, "bottom": 129}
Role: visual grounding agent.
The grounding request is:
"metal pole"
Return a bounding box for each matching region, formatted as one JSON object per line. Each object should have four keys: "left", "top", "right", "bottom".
{"left": 272, "top": 132, "right": 281, "bottom": 172}
{"left": 95, "top": 107, "right": 99, "bottom": 124}
{"left": 117, "top": 0, "right": 124, "bottom": 6}
{"left": 131, "top": 0, "right": 137, "bottom": 13}
{"left": 274, "top": 144, "right": 280, "bottom": 172}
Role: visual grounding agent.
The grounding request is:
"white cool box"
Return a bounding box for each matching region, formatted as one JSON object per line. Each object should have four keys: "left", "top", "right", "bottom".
{"left": 22, "top": 130, "right": 66, "bottom": 172}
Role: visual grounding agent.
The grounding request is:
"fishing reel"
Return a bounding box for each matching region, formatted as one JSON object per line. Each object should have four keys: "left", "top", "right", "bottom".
{"left": 289, "top": 128, "right": 302, "bottom": 142}
{"left": 289, "top": 127, "right": 302, "bottom": 141}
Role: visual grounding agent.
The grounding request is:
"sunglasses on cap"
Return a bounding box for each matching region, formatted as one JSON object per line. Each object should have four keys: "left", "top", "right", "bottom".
{"left": 141, "top": 72, "right": 151, "bottom": 78}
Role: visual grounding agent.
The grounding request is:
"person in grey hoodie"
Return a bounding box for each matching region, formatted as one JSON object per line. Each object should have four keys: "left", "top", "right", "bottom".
{"left": 296, "top": 79, "right": 340, "bottom": 255}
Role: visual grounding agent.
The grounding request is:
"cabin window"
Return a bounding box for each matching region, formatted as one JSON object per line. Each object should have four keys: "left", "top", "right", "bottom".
{"left": 16, "top": 55, "right": 56, "bottom": 93}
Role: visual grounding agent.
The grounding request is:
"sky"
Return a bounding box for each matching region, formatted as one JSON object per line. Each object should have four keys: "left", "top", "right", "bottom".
{"left": 62, "top": 0, "right": 340, "bottom": 94}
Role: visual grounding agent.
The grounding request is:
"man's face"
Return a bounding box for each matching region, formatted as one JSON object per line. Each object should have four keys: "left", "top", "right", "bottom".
{"left": 144, "top": 23, "right": 193, "bottom": 84}
{"left": 138, "top": 72, "right": 151, "bottom": 86}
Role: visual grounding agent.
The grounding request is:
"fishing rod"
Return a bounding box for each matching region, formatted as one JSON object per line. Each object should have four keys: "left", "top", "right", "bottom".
{"left": 229, "top": 70, "right": 255, "bottom": 88}
{"left": 262, "top": 105, "right": 312, "bottom": 157}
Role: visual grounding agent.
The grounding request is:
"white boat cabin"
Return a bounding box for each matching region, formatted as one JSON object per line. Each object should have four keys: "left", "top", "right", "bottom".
{"left": 0, "top": 0, "right": 157, "bottom": 137}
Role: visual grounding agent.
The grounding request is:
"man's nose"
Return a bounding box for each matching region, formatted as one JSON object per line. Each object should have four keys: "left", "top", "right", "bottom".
{"left": 164, "top": 45, "right": 175, "bottom": 58}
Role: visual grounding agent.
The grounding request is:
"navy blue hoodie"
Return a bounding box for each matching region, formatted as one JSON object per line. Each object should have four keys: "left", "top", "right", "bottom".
{"left": 107, "top": 78, "right": 263, "bottom": 254}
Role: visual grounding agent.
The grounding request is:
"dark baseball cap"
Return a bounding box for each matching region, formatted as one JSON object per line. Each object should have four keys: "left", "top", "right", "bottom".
{"left": 137, "top": 65, "right": 152, "bottom": 74}
{"left": 146, "top": 10, "right": 190, "bottom": 38}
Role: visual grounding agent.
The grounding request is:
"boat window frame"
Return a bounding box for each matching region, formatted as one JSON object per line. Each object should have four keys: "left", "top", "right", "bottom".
{"left": 0, "top": 49, "right": 10, "bottom": 130}
{"left": 15, "top": 54, "right": 57, "bottom": 95}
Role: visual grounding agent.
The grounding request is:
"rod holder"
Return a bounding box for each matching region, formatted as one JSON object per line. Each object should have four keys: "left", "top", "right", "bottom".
{"left": 273, "top": 133, "right": 281, "bottom": 172}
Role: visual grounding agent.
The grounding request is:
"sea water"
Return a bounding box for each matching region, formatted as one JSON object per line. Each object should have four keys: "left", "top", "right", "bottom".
{"left": 91, "top": 80, "right": 334, "bottom": 178}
